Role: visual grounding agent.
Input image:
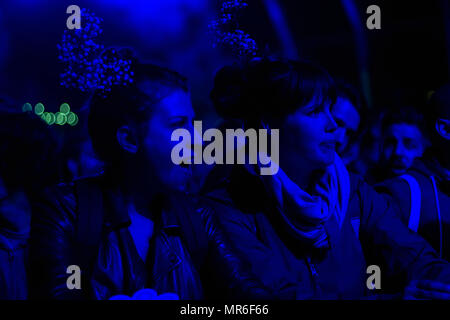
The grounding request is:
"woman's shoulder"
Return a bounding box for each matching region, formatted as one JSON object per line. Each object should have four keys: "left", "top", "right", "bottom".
{"left": 347, "top": 172, "right": 393, "bottom": 220}
{"left": 197, "top": 191, "right": 258, "bottom": 230}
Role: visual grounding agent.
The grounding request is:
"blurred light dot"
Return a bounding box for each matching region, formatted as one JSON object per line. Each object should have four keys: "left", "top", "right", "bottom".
{"left": 56, "top": 112, "right": 67, "bottom": 125}
{"left": 67, "top": 112, "right": 79, "bottom": 126}
{"left": 44, "top": 112, "right": 54, "bottom": 125}
{"left": 44, "top": 113, "right": 51, "bottom": 124}
{"left": 48, "top": 113, "right": 56, "bottom": 125}
{"left": 72, "top": 116, "right": 79, "bottom": 126}
{"left": 35, "top": 103, "right": 45, "bottom": 116}
{"left": 67, "top": 112, "right": 76, "bottom": 124}
{"left": 22, "top": 103, "right": 33, "bottom": 113}
{"left": 60, "top": 103, "right": 70, "bottom": 115}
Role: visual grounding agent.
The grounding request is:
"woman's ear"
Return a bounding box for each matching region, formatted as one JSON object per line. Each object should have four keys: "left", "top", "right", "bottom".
{"left": 436, "top": 119, "right": 450, "bottom": 140}
{"left": 117, "top": 125, "right": 139, "bottom": 154}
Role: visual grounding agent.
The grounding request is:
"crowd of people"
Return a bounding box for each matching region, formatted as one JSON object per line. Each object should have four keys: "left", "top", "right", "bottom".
{"left": 0, "top": 55, "right": 449, "bottom": 300}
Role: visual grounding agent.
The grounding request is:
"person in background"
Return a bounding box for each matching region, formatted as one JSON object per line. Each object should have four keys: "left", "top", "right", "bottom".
{"left": 369, "top": 107, "right": 428, "bottom": 183}
{"left": 376, "top": 86, "right": 450, "bottom": 261}
{"left": 0, "top": 101, "right": 61, "bottom": 299}
{"left": 331, "top": 81, "right": 383, "bottom": 179}
{"left": 203, "top": 58, "right": 450, "bottom": 299}
{"left": 64, "top": 132, "right": 104, "bottom": 180}
{"left": 331, "top": 81, "right": 364, "bottom": 170}
{"left": 29, "top": 56, "right": 270, "bottom": 300}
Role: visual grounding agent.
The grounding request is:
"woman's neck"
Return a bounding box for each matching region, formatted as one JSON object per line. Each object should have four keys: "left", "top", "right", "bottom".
{"left": 119, "top": 166, "right": 163, "bottom": 220}
{"left": 280, "top": 152, "right": 321, "bottom": 191}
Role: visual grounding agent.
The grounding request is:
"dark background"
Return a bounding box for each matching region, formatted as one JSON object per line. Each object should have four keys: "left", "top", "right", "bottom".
{"left": 0, "top": 0, "right": 448, "bottom": 124}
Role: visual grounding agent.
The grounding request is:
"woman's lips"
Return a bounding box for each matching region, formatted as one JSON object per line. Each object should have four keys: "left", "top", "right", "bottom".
{"left": 178, "top": 161, "right": 193, "bottom": 176}
{"left": 320, "top": 141, "right": 336, "bottom": 150}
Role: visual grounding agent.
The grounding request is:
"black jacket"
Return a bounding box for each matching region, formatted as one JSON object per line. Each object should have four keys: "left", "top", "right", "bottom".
{"left": 202, "top": 165, "right": 450, "bottom": 299}
{"left": 376, "top": 159, "right": 450, "bottom": 260}
{"left": 29, "top": 174, "right": 270, "bottom": 300}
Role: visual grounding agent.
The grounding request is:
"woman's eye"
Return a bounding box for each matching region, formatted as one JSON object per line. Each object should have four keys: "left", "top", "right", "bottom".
{"left": 307, "top": 108, "right": 321, "bottom": 116}
{"left": 170, "top": 118, "right": 187, "bottom": 128}
{"left": 170, "top": 117, "right": 189, "bottom": 128}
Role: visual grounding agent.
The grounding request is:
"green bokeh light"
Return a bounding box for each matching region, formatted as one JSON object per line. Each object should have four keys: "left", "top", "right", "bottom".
{"left": 49, "top": 114, "right": 56, "bottom": 125}
{"left": 30, "top": 102, "right": 77, "bottom": 126}
{"left": 60, "top": 103, "right": 70, "bottom": 115}
{"left": 55, "top": 112, "right": 67, "bottom": 125}
{"left": 45, "top": 113, "right": 55, "bottom": 125}
{"left": 22, "top": 103, "right": 33, "bottom": 113}
{"left": 35, "top": 103, "right": 45, "bottom": 116}
{"left": 67, "top": 112, "right": 79, "bottom": 126}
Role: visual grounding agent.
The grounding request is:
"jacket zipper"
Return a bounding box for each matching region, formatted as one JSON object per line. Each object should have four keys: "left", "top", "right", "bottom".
{"left": 306, "top": 256, "right": 321, "bottom": 296}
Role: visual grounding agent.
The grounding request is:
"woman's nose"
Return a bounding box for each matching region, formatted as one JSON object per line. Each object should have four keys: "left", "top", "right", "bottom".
{"left": 325, "top": 109, "right": 338, "bottom": 132}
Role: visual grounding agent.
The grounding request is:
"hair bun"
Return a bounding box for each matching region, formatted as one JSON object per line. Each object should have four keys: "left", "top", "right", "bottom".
{"left": 211, "top": 58, "right": 293, "bottom": 122}
{"left": 211, "top": 57, "right": 335, "bottom": 124}
{"left": 210, "top": 64, "right": 248, "bottom": 120}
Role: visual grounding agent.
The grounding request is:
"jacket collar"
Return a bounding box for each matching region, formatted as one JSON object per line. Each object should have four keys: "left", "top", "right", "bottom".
{"left": 98, "top": 173, "right": 182, "bottom": 234}
{"left": 412, "top": 158, "right": 450, "bottom": 181}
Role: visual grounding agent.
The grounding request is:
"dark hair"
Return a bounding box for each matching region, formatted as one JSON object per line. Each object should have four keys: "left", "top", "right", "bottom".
{"left": 0, "top": 105, "right": 60, "bottom": 191}
{"left": 334, "top": 80, "right": 367, "bottom": 134}
{"left": 427, "top": 84, "right": 450, "bottom": 124}
{"left": 88, "top": 53, "right": 188, "bottom": 165}
{"left": 381, "top": 106, "right": 426, "bottom": 135}
{"left": 335, "top": 80, "right": 364, "bottom": 112}
{"left": 424, "top": 84, "right": 450, "bottom": 158}
{"left": 210, "top": 58, "right": 336, "bottom": 126}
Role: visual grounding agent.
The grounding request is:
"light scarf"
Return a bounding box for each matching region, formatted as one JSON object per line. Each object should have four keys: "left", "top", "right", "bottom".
{"left": 259, "top": 153, "right": 350, "bottom": 250}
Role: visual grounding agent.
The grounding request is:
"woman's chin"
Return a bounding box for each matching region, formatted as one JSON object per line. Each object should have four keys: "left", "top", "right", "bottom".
{"left": 318, "top": 150, "right": 336, "bottom": 167}
{"left": 164, "top": 169, "right": 192, "bottom": 193}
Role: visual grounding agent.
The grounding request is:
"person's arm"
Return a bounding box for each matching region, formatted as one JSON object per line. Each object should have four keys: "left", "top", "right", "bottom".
{"left": 29, "top": 184, "right": 83, "bottom": 300}
{"left": 199, "top": 200, "right": 312, "bottom": 299}
{"left": 374, "top": 178, "right": 412, "bottom": 225}
{"left": 198, "top": 205, "right": 274, "bottom": 299}
{"left": 357, "top": 178, "right": 450, "bottom": 292}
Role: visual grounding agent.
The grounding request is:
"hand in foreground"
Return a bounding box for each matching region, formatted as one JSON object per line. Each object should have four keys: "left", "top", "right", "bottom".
{"left": 404, "top": 280, "right": 450, "bottom": 300}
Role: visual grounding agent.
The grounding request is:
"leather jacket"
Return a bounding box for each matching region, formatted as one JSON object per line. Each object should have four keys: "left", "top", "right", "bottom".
{"left": 202, "top": 165, "right": 450, "bottom": 299}
{"left": 29, "top": 174, "right": 271, "bottom": 300}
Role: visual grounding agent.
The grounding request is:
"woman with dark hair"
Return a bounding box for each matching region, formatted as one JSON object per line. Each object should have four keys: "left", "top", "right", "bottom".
{"left": 29, "top": 55, "right": 269, "bottom": 300}
{"left": 331, "top": 80, "right": 366, "bottom": 174}
{"left": 203, "top": 58, "right": 450, "bottom": 299}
